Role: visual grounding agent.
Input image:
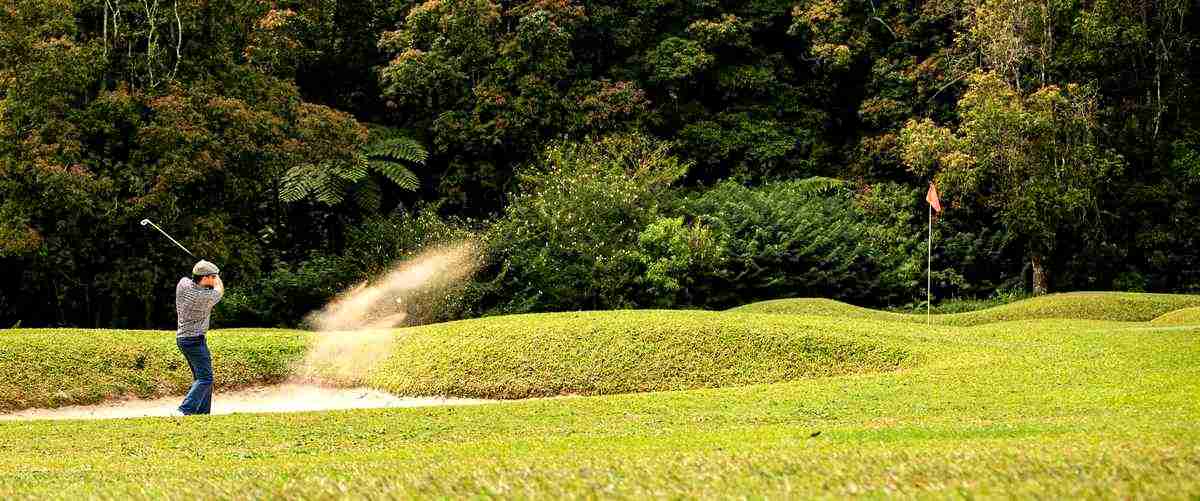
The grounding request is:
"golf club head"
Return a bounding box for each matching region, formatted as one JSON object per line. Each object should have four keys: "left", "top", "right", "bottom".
{"left": 140, "top": 219, "right": 151, "bottom": 226}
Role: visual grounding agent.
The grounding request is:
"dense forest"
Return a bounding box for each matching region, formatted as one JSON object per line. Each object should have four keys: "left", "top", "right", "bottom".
{"left": 1, "top": 0, "right": 1197, "bottom": 328}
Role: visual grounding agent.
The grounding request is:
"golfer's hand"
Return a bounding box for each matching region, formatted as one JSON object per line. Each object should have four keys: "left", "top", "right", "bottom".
{"left": 213, "top": 275, "right": 225, "bottom": 295}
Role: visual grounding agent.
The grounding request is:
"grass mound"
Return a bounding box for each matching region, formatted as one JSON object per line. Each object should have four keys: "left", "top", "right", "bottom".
{"left": 731, "top": 292, "right": 1200, "bottom": 326}
{"left": 365, "top": 310, "right": 911, "bottom": 399}
{"left": 1150, "top": 306, "right": 1200, "bottom": 325}
{"left": 726, "top": 298, "right": 910, "bottom": 322}
{"left": 0, "top": 329, "right": 306, "bottom": 411}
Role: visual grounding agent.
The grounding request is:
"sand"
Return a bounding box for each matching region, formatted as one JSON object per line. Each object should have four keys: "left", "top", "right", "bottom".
{"left": 0, "top": 384, "right": 493, "bottom": 421}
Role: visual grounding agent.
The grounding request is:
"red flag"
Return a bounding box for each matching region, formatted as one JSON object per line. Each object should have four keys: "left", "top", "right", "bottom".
{"left": 926, "top": 183, "right": 942, "bottom": 213}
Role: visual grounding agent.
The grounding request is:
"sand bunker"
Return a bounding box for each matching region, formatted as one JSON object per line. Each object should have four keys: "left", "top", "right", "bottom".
{"left": 0, "top": 384, "right": 493, "bottom": 421}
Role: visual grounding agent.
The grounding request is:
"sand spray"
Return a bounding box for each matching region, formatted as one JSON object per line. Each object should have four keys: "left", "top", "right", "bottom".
{"left": 292, "top": 239, "right": 484, "bottom": 386}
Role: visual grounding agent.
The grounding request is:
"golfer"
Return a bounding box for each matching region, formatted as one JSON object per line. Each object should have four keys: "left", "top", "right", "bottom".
{"left": 174, "top": 260, "right": 224, "bottom": 416}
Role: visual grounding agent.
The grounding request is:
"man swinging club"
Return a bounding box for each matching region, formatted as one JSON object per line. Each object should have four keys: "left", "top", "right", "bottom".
{"left": 174, "top": 260, "right": 224, "bottom": 416}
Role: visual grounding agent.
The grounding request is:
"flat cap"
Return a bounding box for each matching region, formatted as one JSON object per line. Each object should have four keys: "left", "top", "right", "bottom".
{"left": 192, "top": 260, "right": 220, "bottom": 276}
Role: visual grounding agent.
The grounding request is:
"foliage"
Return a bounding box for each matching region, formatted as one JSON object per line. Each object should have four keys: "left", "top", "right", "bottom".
{"left": 2, "top": 0, "right": 1200, "bottom": 327}
{"left": 476, "top": 133, "right": 688, "bottom": 314}
{"left": 674, "top": 179, "right": 920, "bottom": 308}
{"left": 634, "top": 217, "right": 723, "bottom": 306}
{"left": 900, "top": 71, "right": 1124, "bottom": 293}
{"left": 279, "top": 125, "right": 426, "bottom": 208}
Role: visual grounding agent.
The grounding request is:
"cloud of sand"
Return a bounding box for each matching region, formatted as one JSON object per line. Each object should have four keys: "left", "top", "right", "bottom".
{"left": 307, "top": 239, "right": 482, "bottom": 331}
{"left": 294, "top": 239, "right": 483, "bottom": 385}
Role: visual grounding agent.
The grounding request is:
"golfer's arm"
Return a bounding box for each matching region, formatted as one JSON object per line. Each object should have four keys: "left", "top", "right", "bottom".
{"left": 213, "top": 276, "right": 225, "bottom": 298}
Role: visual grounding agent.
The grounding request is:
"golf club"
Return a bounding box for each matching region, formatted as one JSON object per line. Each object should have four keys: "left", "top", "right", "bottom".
{"left": 140, "top": 219, "right": 196, "bottom": 258}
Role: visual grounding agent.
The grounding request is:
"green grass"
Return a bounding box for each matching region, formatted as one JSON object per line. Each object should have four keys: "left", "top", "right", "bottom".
{"left": 0, "top": 293, "right": 1198, "bottom": 498}
{"left": 1, "top": 312, "right": 909, "bottom": 410}
{"left": 367, "top": 310, "right": 911, "bottom": 398}
{"left": 1152, "top": 306, "right": 1200, "bottom": 325}
{"left": 731, "top": 291, "right": 1200, "bottom": 326}
{"left": 0, "top": 329, "right": 307, "bottom": 411}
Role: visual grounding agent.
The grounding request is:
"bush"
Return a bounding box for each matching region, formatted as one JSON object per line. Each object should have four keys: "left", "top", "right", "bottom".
{"left": 634, "top": 216, "right": 724, "bottom": 306}
{"left": 476, "top": 133, "right": 688, "bottom": 314}
{"left": 1113, "top": 271, "right": 1148, "bottom": 292}
{"left": 674, "top": 179, "right": 917, "bottom": 309}
{"left": 214, "top": 207, "right": 477, "bottom": 327}
{"left": 213, "top": 255, "right": 358, "bottom": 328}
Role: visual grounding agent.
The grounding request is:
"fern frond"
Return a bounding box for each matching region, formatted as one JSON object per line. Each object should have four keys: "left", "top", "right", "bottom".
{"left": 794, "top": 176, "right": 848, "bottom": 196}
{"left": 367, "top": 137, "right": 428, "bottom": 165}
{"left": 313, "top": 174, "right": 345, "bottom": 205}
{"left": 352, "top": 179, "right": 382, "bottom": 213}
{"left": 371, "top": 159, "right": 420, "bottom": 191}
{"left": 334, "top": 155, "right": 370, "bottom": 183}
{"left": 279, "top": 165, "right": 314, "bottom": 203}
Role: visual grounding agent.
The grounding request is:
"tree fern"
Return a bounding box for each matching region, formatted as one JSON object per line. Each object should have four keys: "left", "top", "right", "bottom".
{"left": 352, "top": 178, "right": 383, "bottom": 214}
{"left": 371, "top": 159, "right": 420, "bottom": 191}
{"left": 278, "top": 126, "right": 427, "bottom": 207}
{"left": 368, "top": 136, "right": 428, "bottom": 165}
{"left": 794, "top": 176, "right": 848, "bottom": 196}
{"left": 280, "top": 164, "right": 318, "bottom": 203}
{"left": 365, "top": 129, "right": 425, "bottom": 193}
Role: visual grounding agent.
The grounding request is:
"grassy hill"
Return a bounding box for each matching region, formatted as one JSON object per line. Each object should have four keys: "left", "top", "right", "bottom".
{"left": 1152, "top": 306, "right": 1200, "bottom": 325}
{"left": 0, "top": 312, "right": 912, "bottom": 410}
{"left": 0, "top": 328, "right": 306, "bottom": 411}
{"left": 0, "top": 292, "right": 1198, "bottom": 498}
{"left": 730, "top": 292, "right": 1200, "bottom": 326}
{"left": 365, "top": 310, "right": 912, "bottom": 399}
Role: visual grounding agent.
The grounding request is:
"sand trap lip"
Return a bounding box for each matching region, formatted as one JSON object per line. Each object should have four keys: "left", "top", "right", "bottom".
{"left": 0, "top": 384, "right": 494, "bottom": 421}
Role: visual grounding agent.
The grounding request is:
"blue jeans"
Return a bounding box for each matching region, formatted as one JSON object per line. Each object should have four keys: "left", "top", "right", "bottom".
{"left": 177, "top": 336, "right": 213, "bottom": 415}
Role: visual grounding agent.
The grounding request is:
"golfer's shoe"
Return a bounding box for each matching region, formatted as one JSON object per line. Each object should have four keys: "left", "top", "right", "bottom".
{"left": 171, "top": 409, "right": 186, "bottom": 417}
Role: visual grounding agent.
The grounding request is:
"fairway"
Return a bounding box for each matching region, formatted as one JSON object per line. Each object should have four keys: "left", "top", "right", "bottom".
{"left": 1, "top": 293, "right": 1198, "bottom": 498}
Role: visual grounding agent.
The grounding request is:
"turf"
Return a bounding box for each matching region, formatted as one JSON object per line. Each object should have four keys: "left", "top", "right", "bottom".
{"left": 730, "top": 291, "right": 1200, "bottom": 326}
{"left": 0, "top": 294, "right": 1198, "bottom": 498}
{"left": 366, "top": 310, "right": 911, "bottom": 398}
{"left": 0, "top": 329, "right": 307, "bottom": 411}
{"left": 0, "top": 313, "right": 908, "bottom": 410}
{"left": 1152, "top": 306, "right": 1200, "bottom": 325}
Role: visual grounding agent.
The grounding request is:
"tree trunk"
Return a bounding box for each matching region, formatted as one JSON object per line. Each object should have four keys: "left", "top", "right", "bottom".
{"left": 1031, "top": 254, "right": 1049, "bottom": 296}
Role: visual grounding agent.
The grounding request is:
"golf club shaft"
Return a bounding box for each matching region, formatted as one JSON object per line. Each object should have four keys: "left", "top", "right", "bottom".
{"left": 143, "top": 219, "right": 196, "bottom": 258}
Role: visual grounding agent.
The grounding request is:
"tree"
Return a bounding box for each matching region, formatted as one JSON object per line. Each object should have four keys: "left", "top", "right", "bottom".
{"left": 900, "top": 71, "right": 1122, "bottom": 294}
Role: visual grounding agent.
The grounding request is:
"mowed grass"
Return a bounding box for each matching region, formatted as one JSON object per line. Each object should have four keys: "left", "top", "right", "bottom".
{"left": 0, "top": 293, "right": 1197, "bottom": 498}
{"left": 0, "top": 329, "right": 307, "bottom": 411}
{"left": 731, "top": 291, "right": 1200, "bottom": 326}
{"left": 1152, "top": 306, "right": 1200, "bottom": 325}
{"left": 0, "top": 312, "right": 908, "bottom": 410}
{"left": 367, "top": 310, "right": 911, "bottom": 398}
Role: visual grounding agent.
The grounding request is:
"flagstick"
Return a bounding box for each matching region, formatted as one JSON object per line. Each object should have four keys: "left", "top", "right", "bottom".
{"left": 927, "top": 202, "right": 932, "bottom": 324}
